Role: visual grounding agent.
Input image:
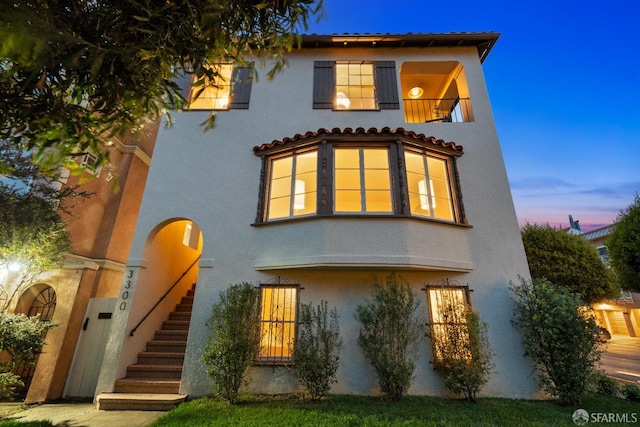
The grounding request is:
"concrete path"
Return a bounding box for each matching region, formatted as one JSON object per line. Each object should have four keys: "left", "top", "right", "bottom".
{"left": 0, "top": 401, "right": 166, "bottom": 426}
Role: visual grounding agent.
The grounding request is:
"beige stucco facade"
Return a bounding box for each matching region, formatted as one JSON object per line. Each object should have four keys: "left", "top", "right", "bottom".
{"left": 97, "top": 34, "right": 539, "bottom": 400}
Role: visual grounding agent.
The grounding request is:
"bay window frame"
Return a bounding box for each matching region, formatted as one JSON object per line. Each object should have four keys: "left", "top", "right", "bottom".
{"left": 254, "top": 131, "right": 465, "bottom": 225}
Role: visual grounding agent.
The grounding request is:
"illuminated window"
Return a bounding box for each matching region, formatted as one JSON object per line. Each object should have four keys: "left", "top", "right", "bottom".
{"left": 187, "top": 63, "right": 253, "bottom": 110}
{"left": 335, "top": 62, "right": 376, "bottom": 110}
{"left": 405, "top": 151, "right": 454, "bottom": 220}
{"left": 259, "top": 285, "right": 298, "bottom": 363}
{"left": 313, "top": 61, "right": 399, "bottom": 110}
{"left": 267, "top": 150, "right": 317, "bottom": 220}
{"left": 254, "top": 130, "right": 465, "bottom": 224}
{"left": 427, "top": 284, "right": 471, "bottom": 363}
{"left": 79, "top": 153, "right": 102, "bottom": 176}
{"left": 334, "top": 148, "right": 392, "bottom": 213}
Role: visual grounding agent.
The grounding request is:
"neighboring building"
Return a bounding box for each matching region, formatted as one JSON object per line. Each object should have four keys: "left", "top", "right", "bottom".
{"left": 567, "top": 217, "right": 640, "bottom": 337}
{"left": 93, "top": 32, "right": 539, "bottom": 409}
{"left": 6, "top": 124, "right": 159, "bottom": 403}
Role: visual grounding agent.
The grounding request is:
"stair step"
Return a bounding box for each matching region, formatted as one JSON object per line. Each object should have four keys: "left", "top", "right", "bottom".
{"left": 168, "top": 312, "right": 191, "bottom": 321}
{"left": 162, "top": 320, "right": 190, "bottom": 330}
{"left": 137, "top": 352, "right": 185, "bottom": 366}
{"left": 126, "top": 364, "right": 183, "bottom": 379}
{"left": 97, "top": 392, "right": 187, "bottom": 411}
{"left": 146, "top": 340, "right": 187, "bottom": 353}
{"left": 187, "top": 289, "right": 195, "bottom": 297}
{"left": 155, "top": 330, "right": 188, "bottom": 341}
{"left": 114, "top": 378, "right": 181, "bottom": 394}
{"left": 174, "top": 303, "right": 193, "bottom": 312}
{"left": 181, "top": 295, "right": 194, "bottom": 304}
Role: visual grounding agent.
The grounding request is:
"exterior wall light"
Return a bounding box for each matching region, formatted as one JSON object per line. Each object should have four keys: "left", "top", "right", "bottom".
{"left": 408, "top": 86, "right": 424, "bottom": 99}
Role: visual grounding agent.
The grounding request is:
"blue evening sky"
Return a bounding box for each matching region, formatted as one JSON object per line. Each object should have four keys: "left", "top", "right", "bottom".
{"left": 304, "top": 0, "right": 640, "bottom": 231}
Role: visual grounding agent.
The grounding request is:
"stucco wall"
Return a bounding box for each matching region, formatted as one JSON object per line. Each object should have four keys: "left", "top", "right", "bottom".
{"left": 111, "top": 45, "right": 537, "bottom": 399}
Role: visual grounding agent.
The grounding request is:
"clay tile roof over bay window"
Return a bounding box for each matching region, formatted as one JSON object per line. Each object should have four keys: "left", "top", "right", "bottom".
{"left": 253, "top": 127, "right": 464, "bottom": 155}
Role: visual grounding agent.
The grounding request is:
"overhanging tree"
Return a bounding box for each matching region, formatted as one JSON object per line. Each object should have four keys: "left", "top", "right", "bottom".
{"left": 521, "top": 223, "right": 618, "bottom": 304}
{"left": 0, "top": 0, "right": 323, "bottom": 170}
{"left": 607, "top": 194, "right": 640, "bottom": 292}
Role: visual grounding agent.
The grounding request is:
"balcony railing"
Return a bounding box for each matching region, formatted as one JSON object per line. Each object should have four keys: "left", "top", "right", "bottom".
{"left": 403, "top": 98, "right": 473, "bottom": 124}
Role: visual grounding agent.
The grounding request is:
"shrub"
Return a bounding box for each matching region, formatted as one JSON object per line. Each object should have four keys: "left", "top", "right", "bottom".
{"left": 355, "top": 273, "right": 422, "bottom": 401}
{"left": 622, "top": 383, "right": 640, "bottom": 402}
{"left": 291, "top": 300, "right": 342, "bottom": 401}
{"left": 591, "top": 372, "right": 620, "bottom": 396}
{"left": 0, "top": 312, "right": 57, "bottom": 371}
{"left": 202, "top": 282, "right": 261, "bottom": 403}
{"left": 430, "top": 305, "right": 494, "bottom": 401}
{"left": 0, "top": 372, "right": 24, "bottom": 401}
{"left": 511, "top": 277, "right": 602, "bottom": 406}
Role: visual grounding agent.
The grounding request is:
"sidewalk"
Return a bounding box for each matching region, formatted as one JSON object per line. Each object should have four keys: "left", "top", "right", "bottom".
{"left": 0, "top": 401, "right": 166, "bottom": 426}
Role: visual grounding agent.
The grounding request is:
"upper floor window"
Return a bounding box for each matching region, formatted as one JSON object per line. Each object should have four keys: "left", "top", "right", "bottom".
{"left": 258, "top": 284, "right": 298, "bottom": 364}
{"left": 187, "top": 63, "right": 253, "bottom": 110}
{"left": 254, "top": 128, "right": 465, "bottom": 224}
{"left": 313, "top": 61, "right": 399, "bottom": 111}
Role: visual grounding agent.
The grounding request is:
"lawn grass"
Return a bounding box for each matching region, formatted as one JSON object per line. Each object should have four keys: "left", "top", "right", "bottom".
{"left": 151, "top": 393, "right": 640, "bottom": 427}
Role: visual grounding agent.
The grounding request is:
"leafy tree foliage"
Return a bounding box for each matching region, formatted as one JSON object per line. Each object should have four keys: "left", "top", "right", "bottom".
{"left": 355, "top": 273, "right": 422, "bottom": 401}
{"left": 607, "top": 194, "right": 640, "bottom": 292}
{"left": 0, "top": 311, "right": 57, "bottom": 371}
{"left": 0, "top": 0, "right": 323, "bottom": 170}
{"left": 521, "top": 223, "right": 618, "bottom": 303}
{"left": 291, "top": 300, "right": 342, "bottom": 401}
{"left": 511, "top": 278, "right": 603, "bottom": 406}
{"left": 202, "top": 282, "right": 261, "bottom": 404}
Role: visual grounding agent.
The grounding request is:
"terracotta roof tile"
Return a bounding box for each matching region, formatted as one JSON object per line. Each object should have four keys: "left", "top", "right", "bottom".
{"left": 253, "top": 127, "right": 463, "bottom": 154}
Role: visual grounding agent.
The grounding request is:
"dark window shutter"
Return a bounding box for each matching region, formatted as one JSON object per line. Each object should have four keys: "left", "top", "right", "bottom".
{"left": 375, "top": 61, "right": 399, "bottom": 110}
{"left": 171, "top": 71, "right": 191, "bottom": 109}
{"left": 313, "top": 61, "right": 335, "bottom": 109}
{"left": 229, "top": 64, "right": 253, "bottom": 109}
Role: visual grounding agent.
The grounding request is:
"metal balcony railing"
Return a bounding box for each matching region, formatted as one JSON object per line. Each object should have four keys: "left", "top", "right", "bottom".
{"left": 403, "top": 98, "right": 473, "bottom": 124}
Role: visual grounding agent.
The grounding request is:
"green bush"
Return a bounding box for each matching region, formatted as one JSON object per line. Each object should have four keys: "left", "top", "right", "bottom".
{"left": 291, "top": 300, "right": 342, "bottom": 401}
{"left": 622, "top": 383, "right": 640, "bottom": 402}
{"left": 511, "top": 278, "right": 603, "bottom": 406}
{"left": 0, "top": 312, "right": 57, "bottom": 371}
{"left": 355, "top": 273, "right": 422, "bottom": 401}
{"left": 0, "top": 372, "right": 24, "bottom": 401}
{"left": 591, "top": 372, "right": 619, "bottom": 396}
{"left": 430, "top": 306, "right": 494, "bottom": 401}
{"left": 202, "top": 282, "right": 261, "bottom": 403}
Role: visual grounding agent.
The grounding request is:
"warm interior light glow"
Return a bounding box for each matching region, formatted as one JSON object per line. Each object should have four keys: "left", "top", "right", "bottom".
{"left": 418, "top": 179, "right": 436, "bottom": 210}
{"left": 335, "top": 91, "right": 351, "bottom": 109}
{"left": 216, "top": 95, "right": 229, "bottom": 109}
{"left": 293, "top": 180, "right": 305, "bottom": 210}
{"left": 408, "top": 86, "right": 424, "bottom": 99}
{"left": 8, "top": 261, "right": 21, "bottom": 272}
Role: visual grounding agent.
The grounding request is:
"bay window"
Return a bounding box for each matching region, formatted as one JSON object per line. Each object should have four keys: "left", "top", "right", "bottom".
{"left": 254, "top": 129, "right": 465, "bottom": 224}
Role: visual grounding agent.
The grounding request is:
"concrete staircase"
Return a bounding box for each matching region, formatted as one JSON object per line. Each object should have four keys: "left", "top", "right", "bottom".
{"left": 97, "top": 284, "right": 195, "bottom": 411}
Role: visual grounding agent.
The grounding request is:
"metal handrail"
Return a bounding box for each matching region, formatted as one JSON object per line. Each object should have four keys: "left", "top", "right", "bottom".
{"left": 403, "top": 97, "right": 473, "bottom": 124}
{"left": 129, "top": 255, "right": 201, "bottom": 337}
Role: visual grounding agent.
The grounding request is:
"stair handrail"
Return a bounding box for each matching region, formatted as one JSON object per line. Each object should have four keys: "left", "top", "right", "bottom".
{"left": 129, "top": 255, "right": 201, "bottom": 337}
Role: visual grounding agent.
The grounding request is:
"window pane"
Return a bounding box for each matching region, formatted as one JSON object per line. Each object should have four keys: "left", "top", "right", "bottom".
{"left": 260, "top": 287, "right": 297, "bottom": 360}
{"left": 364, "top": 169, "right": 390, "bottom": 190}
{"left": 270, "top": 176, "right": 292, "bottom": 199}
{"left": 335, "top": 190, "right": 362, "bottom": 212}
{"left": 406, "top": 151, "right": 454, "bottom": 220}
{"left": 267, "top": 152, "right": 317, "bottom": 220}
{"left": 365, "top": 190, "right": 392, "bottom": 212}
{"left": 334, "top": 62, "right": 377, "bottom": 110}
{"left": 427, "top": 157, "right": 453, "bottom": 220}
{"left": 335, "top": 170, "right": 361, "bottom": 190}
{"left": 335, "top": 149, "right": 360, "bottom": 169}
{"left": 271, "top": 157, "right": 293, "bottom": 179}
{"left": 189, "top": 63, "right": 233, "bottom": 110}
{"left": 363, "top": 149, "right": 388, "bottom": 169}
{"left": 268, "top": 196, "right": 290, "bottom": 219}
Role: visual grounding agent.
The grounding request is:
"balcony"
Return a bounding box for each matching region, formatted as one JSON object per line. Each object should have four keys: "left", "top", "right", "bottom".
{"left": 403, "top": 98, "right": 473, "bottom": 124}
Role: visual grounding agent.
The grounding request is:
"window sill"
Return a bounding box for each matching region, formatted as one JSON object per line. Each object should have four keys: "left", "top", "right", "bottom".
{"left": 252, "top": 214, "right": 472, "bottom": 228}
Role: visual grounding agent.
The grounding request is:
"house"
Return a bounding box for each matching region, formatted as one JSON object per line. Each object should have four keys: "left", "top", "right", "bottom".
{"left": 567, "top": 216, "right": 640, "bottom": 337}
{"left": 85, "top": 32, "right": 539, "bottom": 409}
{"left": 5, "top": 125, "right": 158, "bottom": 404}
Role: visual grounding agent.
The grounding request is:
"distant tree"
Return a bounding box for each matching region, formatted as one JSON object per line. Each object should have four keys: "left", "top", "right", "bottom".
{"left": 607, "top": 194, "right": 640, "bottom": 293}
{"left": 521, "top": 223, "right": 618, "bottom": 303}
{"left": 0, "top": 0, "right": 323, "bottom": 170}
